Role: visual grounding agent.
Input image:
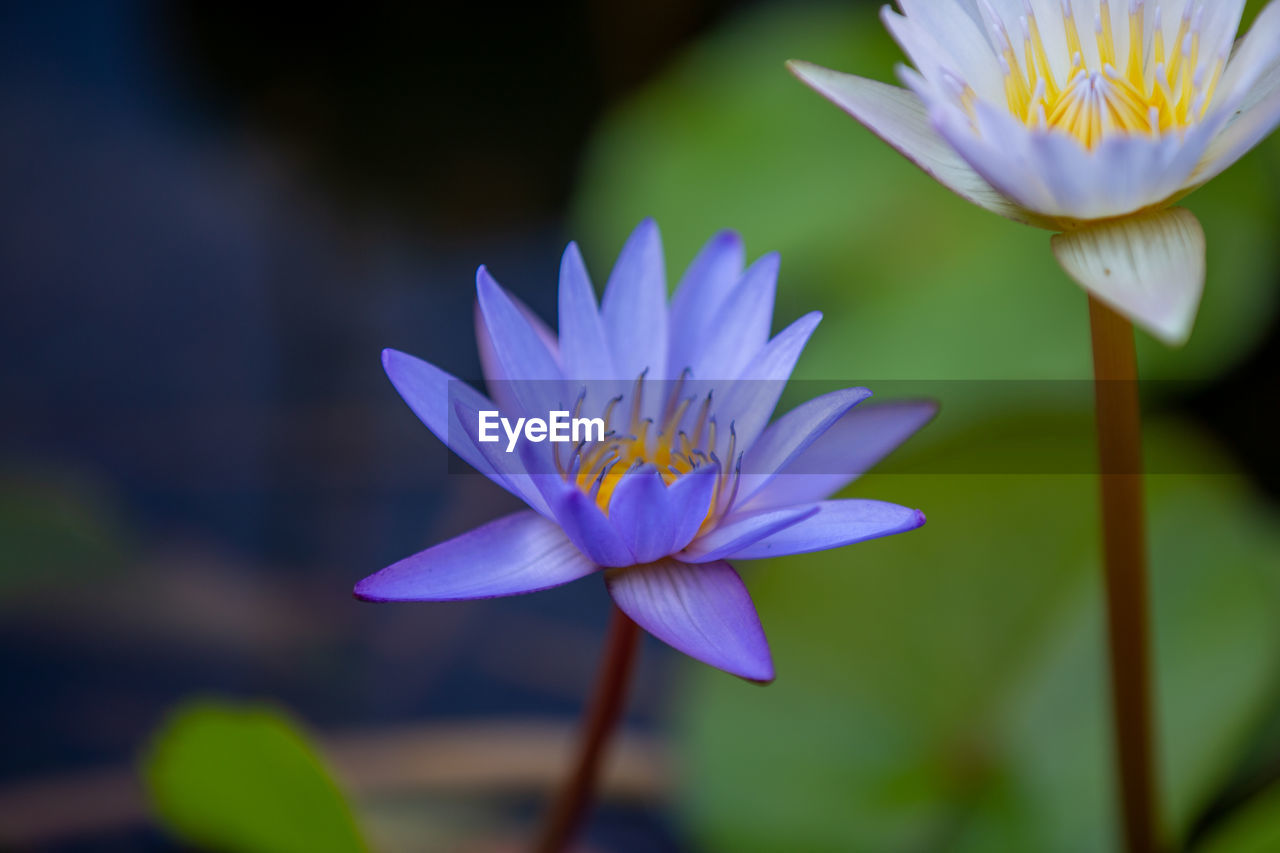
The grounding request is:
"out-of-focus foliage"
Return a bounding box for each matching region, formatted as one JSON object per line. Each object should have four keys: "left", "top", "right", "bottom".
{"left": 675, "top": 422, "right": 1280, "bottom": 852}
{"left": 0, "top": 472, "right": 128, "bottom": 595}
{"left": 1198, "top": 783, "right": 1280, "bottom": 853}
{"left": 570, "top": 3, "right": 1280, "bottom": 850}
{"left": 571, "top": 2, "right": 1280, "bottom": 384}
{"left": 142, "top": 701, "right": 367, "bottom": 853}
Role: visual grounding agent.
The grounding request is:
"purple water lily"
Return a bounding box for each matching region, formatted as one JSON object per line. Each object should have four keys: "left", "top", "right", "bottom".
{"left": 355, "top": 220, "right": 933, "bottom": 682}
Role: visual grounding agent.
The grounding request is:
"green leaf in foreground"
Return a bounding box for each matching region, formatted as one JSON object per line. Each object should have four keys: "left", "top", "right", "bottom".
{"left": 142, "top": 700, "right": 366, "bottom": 853}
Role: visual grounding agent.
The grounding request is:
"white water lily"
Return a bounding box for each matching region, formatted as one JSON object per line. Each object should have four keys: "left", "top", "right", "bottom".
{"left": 792, "top": 1, "right": 1280, "bottom": 344}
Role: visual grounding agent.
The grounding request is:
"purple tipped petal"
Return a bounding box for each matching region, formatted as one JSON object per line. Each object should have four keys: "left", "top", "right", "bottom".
{"left": 476, "top": 266, "right": 566, "bottom": 416}
{"left": 475, "top": 287, "right": 561, "bottom": 395}
{"left": 355, "top": 511, "right": 598, "bottom": 602}
{"left": 678, "top": 505, "right": 819, "bottom": 564}
{"left": 606, "top": 558, "right": 774, "bottom": 682}
{"left": 735, "top": 387, "right": 872, "bottom": 507}
{"left": 668, "top": 230, "right": 746, "bottom": 373}
{"left": 713, "top": 311, "right": 822, "bottom": 455}
{"left": 601, "top": 219, "right": 668, "bottom": 380}
{"left": 741, "top": 400, "right": 937, "bottom": 510}
{"left": 382, "top": 349, "right": 538, "bottom": 506}
{"left": 663, "top": 463, "right": 721, "bottom": 554}
{"left": 607, "top": 465, "right": 676, "bottom": 564}
{"left": 687, "top": 252, "right": 780, "bottom": 381}
{"left": 557, "top": 242, "right": 616, "bottom": 381}
{"left": 725, "top": 500, "right": 925, "bottom": 560}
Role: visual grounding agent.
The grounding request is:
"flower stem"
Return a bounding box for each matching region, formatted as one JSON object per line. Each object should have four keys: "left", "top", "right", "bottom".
{"left": 533, "top": 603, "right": 641, "bottom": 853}
{"left": 1088, "top": 296, "right": 1158, "bottom": 853}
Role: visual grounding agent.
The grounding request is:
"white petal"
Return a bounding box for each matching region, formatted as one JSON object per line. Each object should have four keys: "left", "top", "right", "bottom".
{"left": 787, "top": 61, "right": 1045, "bottom": 226}
{"left": 1051, "top": 208, "right": 1206, "bottom": 346}
{"left": 1195, "top": 1, "right": 1280, "bottom": 184}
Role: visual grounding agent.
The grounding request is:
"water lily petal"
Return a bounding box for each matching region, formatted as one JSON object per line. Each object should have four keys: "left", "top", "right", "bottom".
{"left": 668, "top": 230, "right": 745, "bottom": 375}
{"left": 557, "top": 241, "right": 616, "bottom": 381}
{"left": 742, "top": 400, "right": 938, "bottom": 510}
{"left": 726, "top": 500, "right": 926, "bottom": 560}
{"left": 1196, "top": 2, "right": 1280, "bottom": 184}
{"left": 664, "top": 463, "right": 721, "bottom": 554}
{"left": 601, "top": 219, "right": 668, "bottom": 381}
{"left": 354, "top": 511, "right": 597, "bottom": 601}
{"left": 735, "top": 387, "right": 872, "bottom": 507}
{"left": 451, "top": 400, "right": 552, "bottom": 516}
{"left": 382, "top": 348, "right": 540, "bottom": 506}
{"left": 1051, "top": 208, "right": 1206, "bottom": 345}
{"left": 714, "top": 311, "right": 822, "bottom": 455}
{"left": 476, "top": 266, "right": 566, "bottom": 415}
{"left": 679, "top": 505, "right": 819, "bottom": 564}
{"left": 606, "top": 558, "right": 774, "bottom": 682}
{"left": 687, "top": 252, "right": 779, "bottom": 380}
{"left": 787, "top": 60, "right": 1042, "bottom": 226}
{"left": 608, "top": 465, "right": 677, "bottom": 564}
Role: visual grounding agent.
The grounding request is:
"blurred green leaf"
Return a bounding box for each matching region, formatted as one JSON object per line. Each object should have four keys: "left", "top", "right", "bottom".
{"left": 571, "top": 2, "right": 1280, "bottom": 383}
{"left": 142, "top": 701, "right": 367, "bottom": 853}
{"left": 1197, "top": 784, "right": 1280, "bottom": 853}
{"left": 675, "top": 420, "right": 1280, "bottom": 853}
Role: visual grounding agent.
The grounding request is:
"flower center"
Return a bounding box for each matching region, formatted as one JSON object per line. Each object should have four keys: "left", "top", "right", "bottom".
{"left": 990, "top": 1, "right": 1222, "bottom": 147}
{"left": 555, "top": 372, "right": 739, "bottom": 524}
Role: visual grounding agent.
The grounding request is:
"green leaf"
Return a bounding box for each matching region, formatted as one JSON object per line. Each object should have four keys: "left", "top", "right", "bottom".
{"left": 570, "top": 2, "right": 1280, "bottom": 384}
{"left": 142, "top": 701, "right": 367, "bottom": 853}
{"left": 1197, "top": 784, "right": 1280, "bottom": 853}
{"left": 675, "top": 420, "right": 1280, "bottom": 853}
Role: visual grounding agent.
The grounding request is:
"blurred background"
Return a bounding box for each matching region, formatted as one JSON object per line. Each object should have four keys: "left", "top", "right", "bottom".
{"left": 2, "top": 1, "right": 1279, "bottom": 850}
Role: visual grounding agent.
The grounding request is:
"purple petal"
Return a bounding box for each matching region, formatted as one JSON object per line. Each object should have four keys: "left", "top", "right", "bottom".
{"left": 664, "top": 463, "right": 720, "bottom": 554}
{"left": 668, "top": 230, "right": 745, "bottom": 374}
{"left": 607, "top": 465, "right": 676, "bottom": 564}
{"left": 451, "top": 400, "right": 551, "bottom": 516}
{"left": 514, "top": 441, "right": 636, "bottom": 567}
{"left": 382, "top": 348, "right": 534, "bottom": 505}
{"left": 712, "top": 311, "right": 822, "bottom": 456}
{"left": 557, "top": 242, "right": 616, "bottom": 381}
{"left": 476, "top": 266, "right": 566, "bottom": 416}
{"left": 725, "top": 500, "right": 925, "bottom": 560}
{"left": 678, "top": 505, "right": 818, "bottom": 564}
{"left": 686, "top": 252, "right": 780, "bottom": 380}
{"left": 734, "top": 387, "right": 872, "bottom": 507}
{"left": 475, "top": 285, "right": 561, "bottom": 395}
{"left": 354, "top": 511, "right": 598, "bottom": 601}
{"left": 741, "top": 400, "right": 937, "bottom": 510}
{"left": 600, "top": 219, "right": 668, "bottom": 380}
{"left": 606, "top": 558, "right": 773, "bottom": 682}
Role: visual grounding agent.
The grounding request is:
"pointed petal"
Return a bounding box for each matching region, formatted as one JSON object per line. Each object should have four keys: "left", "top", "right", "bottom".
{"left": 679, "top": 505, "right": 818, "bottom": 564}
{"left": 734, "top": 387, "right": 872, "bottom": 507}
{"left": 382, "top": 348, "right": 540, "bottom": 507}
{"left": 687, "top": 252, "right": 780, "bottom": 380}
{"left": 787, "top": 61, "right": 1043, "bottom": 226}
{"left": 601, "top": 219, "right": 669, "bottom": 380}
{"left": 726, "top": 500, "right": 926, "bottom": 560}
{"left": 475, "top": 286, "right": 560, "bottom": 393}
{"left": 712, "top": 311, "right": 822, "bottom": 456}
{"left": 664, "top": 463, "right": 721, "bottom": 554}
{"left": 1196, "top": 2, "right": 1280, "bottom": 184}
{"left": 354, "top": 511, "right": 597, "bottom": 602}
{"left": 668, "top": 230, "right": 746, "bottom": 374}
{"left": 742, "top": 400, "right": 938, "bottom": 510}
{"left": 607, "top": 465, "right": 676, "bottom": 564}
{"left": 451, "top": 400, "right": 552, "bottom": 516}
{"left": 476, "top": 266, "right": 566, "bottom": 415}
{"left": 514, "top": 440, "right": 636, "bottom": 567}
{"left": 1051, "top": 208, "right": 1207, "bottom": 346}
{"left": 557, "top": 242, "right": 616, "bottom": 381}
{"left": 606, "top": 558, "right": 774, "bottom": 682}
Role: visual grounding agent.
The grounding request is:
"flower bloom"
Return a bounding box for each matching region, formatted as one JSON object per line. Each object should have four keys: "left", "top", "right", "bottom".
{"left": 791, "top": 1, "right": 1280, "bottom": 344}
{"left": 355, "top": 221, "right": 933, "bottom": 681}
